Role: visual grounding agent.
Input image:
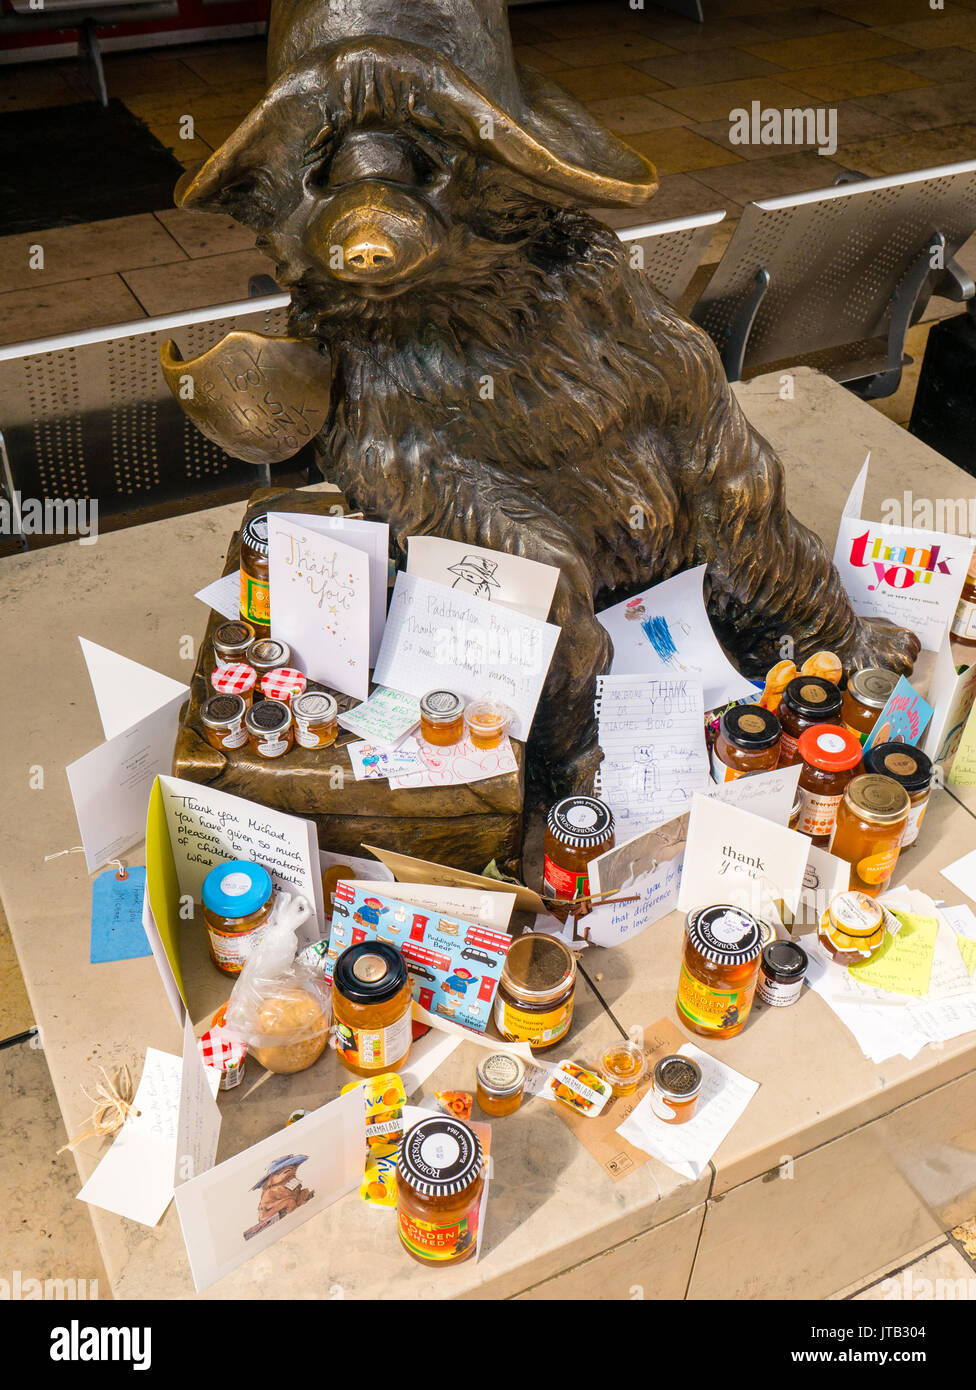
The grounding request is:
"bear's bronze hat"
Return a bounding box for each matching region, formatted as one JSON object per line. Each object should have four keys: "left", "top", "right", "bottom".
{"left": 178, "top": 0, "right": 658, "bottom": 211}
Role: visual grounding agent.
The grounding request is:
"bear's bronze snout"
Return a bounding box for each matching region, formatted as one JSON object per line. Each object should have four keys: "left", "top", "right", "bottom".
{"left": 308, "top": 181, "right": 439, "bottom": 287}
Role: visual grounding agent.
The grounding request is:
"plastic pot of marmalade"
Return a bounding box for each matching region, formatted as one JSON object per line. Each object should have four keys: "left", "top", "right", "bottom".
{"left": 239, "top": 514, "right": 271, "bottom": 635}
{"left": 494, "top": 934, "right": 577, "bottom": 1051}
{"left": 711, "top": 704, "right": 781, "bottom": 781}
{"left": 795, "top": 724, "right": 863, "bottom": 845}
{"left": 676, "top": 904, "right": 763, "bottom": 1039}
{"left": 863, "top": 743, "right": 932, "bottom": 849}
{"left": 776, "top": 676, "right": 843, "bottom": 766}
{"left": 840, "top": 668, "right": 899, "bottom": 744}
{"left": 332, "top": 941, "right": 413, "bottom": 1077}
{"left": 396, "top": 1116, "right": 484, "bottom": 1265}
{"left": 828, "top": 773, "right": 910, "bottom": 895}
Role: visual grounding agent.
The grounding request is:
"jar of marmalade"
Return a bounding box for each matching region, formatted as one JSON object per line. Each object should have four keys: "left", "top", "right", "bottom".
{"left": 950, "top": 554, "right": 976, "bottom": 647}
{"left": 475, "top": 1053, "right": 525, "bottom": 1116}
{"left": 246, "top": 638, "right": 292, "bottom": 689}
{"left": 796, "top": 724, "right": 863, "bottom": 845}
{"left": 494, "top": 933, "right": 576, "bottom": 1051}
{"left": 864, "top": 743, "right": 932, "bottom": 848}
{"left": 244, "top": 698, "right": 294, "bottom": 758}
{"left": 200, "top": 694, "right": 248, "bottom": 751}
{"left": 818, "top": 890, "right": 888, "bottom": 964}
{"left": 201, "top": 860, "right": 274, "bottom": 975}
{"left": 292, "top": 691, "right": 339, "bottom": 749}
{"left": 260, "top": 668, "right": 307, "bottom": 704}
{"left": 711, "top": 704, "right": 781, "bottom": 781}
{"left": 828, "top": 773, "right": 910, "bottom": 895}
{"left": 756, "top": 940, "right": 808, "bottom": 1007}
{"left": 543, "top": 796, "right": 614, "bottom": 909}
{"left": 332, "top": 941, "right": 412, "bottom": 1077}
{"left": 465, "top": 698, "right": 513, "bottom": 750}
{"left": 840, "top": 668, "right": 899, "bottom": 744}
{"left": 396, "top": 1116, "right": 484, "bottom": 1265}
{"left": 777, "top": 676, "right": 843, "bottom": 765}
{"left": 419, "top": 690, "right": 465, "bottom": 747}
{"left": 210, "top": 661, "right": 257, "bottom": 706}
{"left": 240, "top": 514, "right": 271, "bottom": 635}
{"left": 649, "top": 1054, "right": 703, "bottom": 1124}
{"left": 676, "top": 904, "right": 763, "bottom": 1039}
{"left": 213, "top": 619, "right": 255, "bottom": 665}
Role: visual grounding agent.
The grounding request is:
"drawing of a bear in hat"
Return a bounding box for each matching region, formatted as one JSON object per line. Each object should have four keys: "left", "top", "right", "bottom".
{"left": 168, "top": 0, "right": 918, "bottom": 791}
{"left": 245, "top": 1154, "right": 314, "bottom": 1239}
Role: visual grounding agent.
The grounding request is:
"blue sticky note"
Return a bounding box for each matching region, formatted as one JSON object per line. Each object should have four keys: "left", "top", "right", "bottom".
{"left": 90, "top": 866, "right": 151, "bottom": 964}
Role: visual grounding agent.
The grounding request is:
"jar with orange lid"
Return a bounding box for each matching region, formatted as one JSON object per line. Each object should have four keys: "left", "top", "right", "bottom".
{"left": 863, "top": 743, "right": 932, "bottom": 849}
{"left": 292, "top": 691, "right": 339, "bottom": 749}
{"left": 711, "top": 704, "right": 781, "bottom": 781}
{"left": 795, "top": 724, "right": 863, "bottom": 845}
{"left": 200, "top": 694, "right": 248, "bottom": 751}
{"left": 950, "top": 554, "right": 976, "bottom": 647}
{"left": 818, "top": 890, "right": 889, "bottom": 965}
{"left": 201, "top": 859, "right": 274, "bottom": 976}
{"left": 543, "top": 796, "right": 614, "bottom": 911}
{"left": 213, "top": 619, "right": 255, "bottom": 666}
{"left": 649, "top": 1054, "right": 703, "bottom": 1124}
{"left": 776, "top": 676, "right": 843, "bottom": 766}
{"left": 475, "top": 1053, "right": 525, "bottom": 1116}
{"left": 332, "top": 941, "right": 413, "bottom": 1077}
{"left": 244, "top": 698, "right": 294, "bottom": 758}
{"left": 828, "top": 774, "right": 910, "bottom": 895}
{"left": 210, "top": 661, "right": 257, "bottom": 707}
{"left": 494, "top": 933, "right": 577, "bottom": 1051}
{"left": 599, "top": 1039, "right": 646, "bottom": 1097}
{"left": 240, "top": 514, "right": 271, "bottom": 635}
{"left": 676, "top": 904, "right": 763, "bottom": 1039}
{"left": 465, "top": 698, "right": 514, "bottom": 750}
{"left": 419, "top": 690, "right": 465, "bottom": 747}
{"left": 840, "top": 668, "right": 899, "bottom": 744}
{"left": 396, "top": 1116, "right": 484, "bottom": 1265}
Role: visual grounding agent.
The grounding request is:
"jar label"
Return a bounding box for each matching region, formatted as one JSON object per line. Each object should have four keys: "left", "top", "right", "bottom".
{"left": 756, "top": 974, "right": 804, "bottom": 1007}
{"left": 207, "top": 922, "right": 261, "bottom": 972}
{"left": 901, "top": 798, "right": 928, "bottom": 849}
{"left": 543, "top": 856, "right": 588, "bottom": 901}
{"left": 240, "top": 569, "right": 270, "bottom": 625}
{"left": 648, "top": 1089, "right": 677, "bottom": 1121}
{"left": 294, "top": 720, "right": 321, "bottom": 749}
{"left": 220, "top": 723, "right": 248, "bottom": 749}
{"left": 710, "top": 745, "right": 744, "bottom": 782}
{"left": 796, "top": 788, "right": 842, "bottom": 838}
{"left": 779, "top": 732, "right": 799, "bottom": 763}
{"left": 398, "top": 1208, "right": 478, "bottom": 1262}
{"left": 676, "top": 962, "right": 755, "bottom": 1034}
{"left": 951, "top": 597, "right": 976, "bottom": 640}
{"left": 493, "top": 994, "right": 572, "bottom": 1046}
{"left": 256, "top": 734, "right": 289, "bottom": 757}
{"left": 334, "top": 1003, "right": 411, "bottom": 1072}
{"left": 855, "top": 845, "right": 901, "bottom": 886}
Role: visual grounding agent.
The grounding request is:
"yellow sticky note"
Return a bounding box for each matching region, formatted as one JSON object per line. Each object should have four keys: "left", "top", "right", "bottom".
{"left": 848, "top": 912, "right": 938, "bottom": 997}
{"left": 949, "top": 701, "right": 976, "bottom": 786}
{"left": 957, "top": 936, "right": 976, "bottom": 976}
{"left": 144, "top": 777, "right": 187, "bottom": 1006}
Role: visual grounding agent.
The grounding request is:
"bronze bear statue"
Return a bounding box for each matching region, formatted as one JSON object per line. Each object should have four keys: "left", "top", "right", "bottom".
{"left": 167, "top": 0, "right": 918, "bottom": 791}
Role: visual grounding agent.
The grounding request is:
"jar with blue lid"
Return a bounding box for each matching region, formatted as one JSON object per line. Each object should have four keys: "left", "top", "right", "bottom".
{"left": 202, "top": 860, "right": 275, "bottom": 976}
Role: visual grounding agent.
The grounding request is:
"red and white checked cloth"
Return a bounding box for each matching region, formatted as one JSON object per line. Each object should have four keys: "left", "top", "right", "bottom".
{"left": 199, "top": 1026, "right": 246, "bottom": 1072}
{"left": 211, "top": 662, "right": 257, "bottom": 695}
{"left": 260, "top": 667, "right": 307, "bottom": 702}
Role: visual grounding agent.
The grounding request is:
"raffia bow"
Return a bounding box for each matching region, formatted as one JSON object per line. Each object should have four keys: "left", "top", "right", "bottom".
{"left": 57, "top": 1065, "right": 139, "bottom": 1154}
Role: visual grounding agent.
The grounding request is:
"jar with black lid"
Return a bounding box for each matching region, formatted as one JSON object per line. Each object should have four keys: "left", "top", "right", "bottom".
{"left": 213, "top": 619, "right": 256, "bottom": 666}
{"left": 396, "top": 1116, "right": 484, "bottom": 1265}
{"left": 239, "top": 514, "right": 271, "bottom": 635}
{"left": 244, "top": 698, "right": 294, "bottom": 758}
{"left": 863, "top": 742, "right": 933, "bottom": 849}
{"left": 332, "top": 941, "right": 412, "bottom": 1077}
{"left": 756, "top": 940, "right": 808, "bottom": 1007}
{"left": 711, "top": 704, "right": 781, "bottom": 781}
{"left": 200, "top": 693, "right": 248, "bottom": 751}
{"left": 777, "top": 676, "right": 843, "bottom": 766}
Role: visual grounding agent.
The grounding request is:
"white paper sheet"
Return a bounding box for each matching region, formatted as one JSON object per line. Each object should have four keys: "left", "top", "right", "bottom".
{"left": 176, "top": 1015, "right": 222, "bottom": 1187}
{"left": 615, "top": 1044, "right": 759, "bottom": 1180}
{"left": 388, "top": 734, "right": 519, "bottom": 790}
{"left": 406, "top": 535, "right": 560, "bottom": 622}
{"left": 583, "top": 858, "right": 684, "bottom": 947}
{"left": 942, "top": 849, "right": 976, "bottom": 905}
{"left": 194, "top": 572, "right": 240, "bottom": 623}
{"left": 371, "top": 572, "right": 561, "bottom": 741}
{"left": 596, "top": 565, "right": 756, "bottom": 710}
{"left": 677, "top": 793, "right": 809, "bottom": 916}
{"left": 79, "top": 637, "right": 190, "bottom": 742}
{"left": 336, "top": 686, "right": 420, "bottom": 748}
{"left": 707, "top": 763, "right": 801, "bottom": 824}
{"left": 267, "top": 513, "right": 371, "bottom": 700}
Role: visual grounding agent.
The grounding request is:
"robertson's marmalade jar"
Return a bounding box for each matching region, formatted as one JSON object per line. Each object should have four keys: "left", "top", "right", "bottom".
{"left": 796, "top": 724, "right": 863, "bottom": 845}
{"left": 711, "top": 704, "right": 781, "bottom": 781}
{"left": 332, "top": 941, "right": 412, "bottom": 1077}
{"left": 396, "top": 1116, "right": 484, "bottom": 1265}
{"left": 239, "top": 514, "right": 271, "bottom": 635}
{"left": 828, "top": 773, "right": 910, "bottom": 895}
{"left": 494, "top": 933, "right": 576, "bottom": 1051}
{"left": 201, "top": 860, "right": 274, "bottom": 975}
{"left": 777, "top": 676, "right": 843, "bottom": 766}
{"left": 543, "top": 796, "right": 614, "bottom": 908}
{"left": 676, "top": 904, "right": 763, "bottom": 1039}
{"left": 950, "top": 554, "right": 976, "bottom": 647}
{"left": 864, "top": 743, "right": 932, "bottom": 849}
{"left": 200, "top": 694, "right": 248, "bottom": 751}
{"left": 840, "top": 668, "right": 899, "bottom": 744}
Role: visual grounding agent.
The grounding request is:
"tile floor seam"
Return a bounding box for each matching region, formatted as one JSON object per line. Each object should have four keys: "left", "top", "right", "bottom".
{"left": 841, "top": 1237, "right": 950, "bottom": 1298}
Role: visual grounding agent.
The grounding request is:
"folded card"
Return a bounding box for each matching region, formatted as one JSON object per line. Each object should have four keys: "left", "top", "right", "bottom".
{"left": 677, "top": 792, "right": 809, "bottom": 917}
{"left": 861, "top": 675, "right": 932, "bottom": 755}
{"left": 406, "top": 535, "right": 560, "bottom": 622}
{"left": 923, "top": 637, "right": 976, "bottom": 770}
{"left": 336, "top": 685, "right": 420, "bottom": 748}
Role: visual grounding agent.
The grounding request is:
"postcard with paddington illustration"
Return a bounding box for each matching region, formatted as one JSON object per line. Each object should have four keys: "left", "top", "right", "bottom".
{"left": 861, "top": 676, "right": 933, "bottom": 755}
{"left": 324, "top": 883, "right": 512, "bottom": 1033}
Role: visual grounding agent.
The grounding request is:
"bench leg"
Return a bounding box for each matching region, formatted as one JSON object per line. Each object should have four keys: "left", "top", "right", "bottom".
{"left": 79, "top": 19, "right": 108, "bottom": 107}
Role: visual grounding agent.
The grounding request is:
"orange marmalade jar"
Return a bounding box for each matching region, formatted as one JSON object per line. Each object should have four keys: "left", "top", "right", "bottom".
{"left": 676, "top": 905, "right": 763, "bottom": 1039}
{"left": 475, "top": 1053, "right": 525, "bottom": 1116}
{"left": 543, "top": 796, "right": 614, "bottom": 907}
{"left": 828, "top": 774, "right": 910, "bottom": 895}
{"left": 239, "top": 514, "right": 271, "bottom": 636}
{"left": 332, "top": 941, "right": 412, "bottom": 1077}
{"left": 796, "top": 724, "right": 863, "bottom": 845}
{"left": 419, "top": 690, "right": 465, "bottom": 747}
{"left": 818, "top": 890, "right": 888, "bottom": 965}
{"left": 711, "top": 704, "right": 781, "bottom": 781}
{"left": 840, "top": 668, "right": 899, "bottom": 744}
{"left": 649, "top": 1054, "right": 703, "bottom": 1124}
{"left": 777, "top": 676, "right": 843, "bottom": 766}
{"left": 396, "top": 1116, "right": 484, "bottom": 1266}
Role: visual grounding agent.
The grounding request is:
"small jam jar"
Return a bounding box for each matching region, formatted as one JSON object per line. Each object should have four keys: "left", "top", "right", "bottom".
{"left": 332, "top": 941, "right": 413, "bottom": 1077}
{"left": 599, "top": 1039, "right": 646, "bottom": 1097}
{"left": 543, "top": 796, "right": 615, "bottom": 911}
{"left": 828, "top": 773, "right": 910, "bottom": 894}
{"left": 260, "top": 667, "right": 307, "bottom": 704}
{"left": 465, "top": 698, "right": 514, "bottom": 749}
{"left": 292, "top": 691, "right": 339, "bottom": 749}
{"left": 475, "top": 1053, "right": 526, "bottom": 1116}
{"left": 201, "top": 860, "right": 274, "bottom": 975}
{"left": 240, "top": 513, "right": 271, "bottom": 635}
{"left": 650, "top": 1054, "right": 703, "bottom": 1124}
{"left": 676, "top": 904, "right": 763, "bottom": 1039}
{"left": 950, "top": 554, "right": 976, "bottom": 647}
{"left": 494, "top": 934, "right": 577, "bottom": 1051}
{"left": 396, "top": 1117, "right": 484, "bottom": 1266}
{"left": 818, "top": 890, "right": 888, "bottom": 965}
{"left": 711, "top": 704, "right": 781, "bottom": 781}
{"left": 200, "top": 693, "right": 248, "bottom": 751}
{"left": 777, "top": 676, "right": 843, "bottom": 766}
{"left": 210, "top": 661, "right": 257, "bottom": 706}
{"left": 419, "top": 689, "right": 466, "bottom": 747}
{"left": 840, "top": 668, "right": 899, "bottom": 744}
{"left": 246, "top": 638, "right": 292, "bottom": 690}
{"left": 198, "top": 1025, "right": 247, "bottom": 1090}
{"left": 864, "top": 742, "right": 933, "bottom": 849}
{"left": 795, "top": 724, "right": 863, "bottom": 845}
{"left": 756, "top": 940, "right": 808, "bottom": 1007}
{"left": 213, "top": 619, "right": 255, "bottom": 666}
{"left": 244, "top": 698, "right": 294, "bottom": 758}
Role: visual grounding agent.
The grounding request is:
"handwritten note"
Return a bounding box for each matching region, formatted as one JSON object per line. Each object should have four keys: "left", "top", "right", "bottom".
{"left": 90, "top": 866, "right": 151, "bottom": 963}
{"left": 175, "top": 1015, "right": 221, "bottom": 1188}
{"left": 949, "top": 700, "right": 976, "bottom": 786}
{"left": 594, "top": 675, "right": 709, "bottom": 836}
{"left": 406, "top": 535, "right": 560, "bottom": 622}
{"left": 923, "top": 638, "right": 976, "bottom": 769}
{"left": 347, "top": 738, "right": 426, "bottom": 781}
{"left": 268, "top": 514, "right": 370, "bottom": 700}
{"left": 389, "top": 734, "right": 519, "bottom": 790}
{"left": 337, "top": 686, "right": 420, "bottom": 748}
{"left": 585, "top": 859, "right": 684, "bottom": 946}
{"left": 371, "top": 572, "right": 561, "bottom": 741}
{"left": 707, "top": 763, "right": 801, "bottom": 824}
{"left": 848, "top": 912, "right": 938, "bottom": 996}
